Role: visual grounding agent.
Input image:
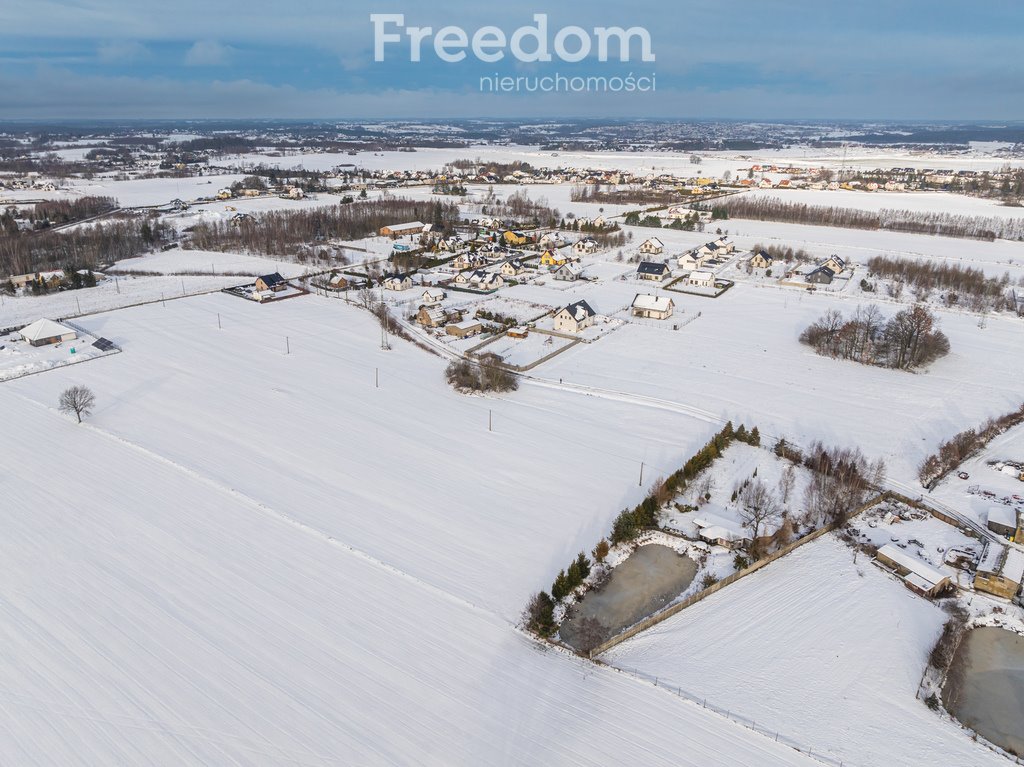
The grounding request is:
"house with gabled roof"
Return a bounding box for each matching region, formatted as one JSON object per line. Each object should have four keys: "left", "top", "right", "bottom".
{"left": 254, "top": 273, "right": 287, "bottom": 292}
{"left": 552, "top": 300, "right": 597, "bottom": 334}
{"left": 639, "top": 237, "right": 664, "bottom": 255}
{"left": 631, "top": 293, "right": 674, "bottom": 320}
{"left": 637, "top": 261, "right": 670, "bottom": 281}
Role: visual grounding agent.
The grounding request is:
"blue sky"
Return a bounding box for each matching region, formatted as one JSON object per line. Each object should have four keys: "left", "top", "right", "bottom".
{"left": 0, "top": 1, "right": 1022, "bottom": 120}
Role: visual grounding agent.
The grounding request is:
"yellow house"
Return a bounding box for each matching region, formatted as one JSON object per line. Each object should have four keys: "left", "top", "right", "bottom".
{"left": 540, "top": 250, "right": 567, "bottom": 267}
{"left": 503, "top": 230, "right": 528, "bottom": 246}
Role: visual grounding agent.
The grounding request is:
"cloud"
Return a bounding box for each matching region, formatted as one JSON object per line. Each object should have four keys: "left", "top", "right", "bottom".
{"left": 184, "top": 40, "right": 232, "bottom": 67}
{"left": 97, "top": 40, "right": 150, "bottom": 63}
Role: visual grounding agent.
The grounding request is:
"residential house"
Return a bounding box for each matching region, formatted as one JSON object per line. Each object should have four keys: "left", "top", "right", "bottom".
{"left": 503, "top": 230, "right": 528, "bottom": 246}
{"left": 416, "top": 306, "right": 448, "bottom": 328}
{"left": 573, "top": 237, "right": 599, "bottom": 256}
{"left": 750, "top": 250, "right": 774, "bottom": 269}
{"left": 553, "top": 262, "right": 585, "bottom": 281}
{"left": 639, "top": 237, "right": 665, "bottom": 255}
{"left": 18, "top": 318, "right": 77, "bottom": 347}
{"left": 500, "top": 259, "right": 527, "bottom": 277}
{"left": 421, "top": 287, "right": 446, "bottom": 306}
{"left": 451, "top": 252, "right": 486, "bottom": 271}
{"left": 382, "top": 273, "right": 414, "bottom": 291}
{"left": 631, "top": 293, "right": 675, "bottom": 320}
{"left": 254, "top": 273, "right": 287, "bottom": 292}
{"left": 688, "top": 270, "right": 715, "bottom": 288}
{"left": 539, "top": 232, "right": 567, "bottom": 249}
{"left": 469, "top": 270, "right": 503, "bottom": 291}
{"left": 805, "top": 266, "right": 835, "bottom": 285}
{"left": 552, "top": 300, "right": 597, "bottom": 334}
{"left": 692, "top": 515, "right": 750, "bottom": 550}
{"left": 446, "top": 319, "right": 483, "bottom": 338}
{"left": 875, "top": 544, "right": 952, "bottom": 598}
{"left": 677, "top": 251, "right": 705, "bottom": 271}
{"left": 821, "top": 255, "right": 846, "bottom": 274}
{"left": 438, "top": 236, "right": 464, "bottom": 252}
{"left": 540, "top": 249, "right": 569, "bottom": 267}
{"left": 974, "top": 542, "right": 1024, "bottom": 599}
{"left": 637, "top": 261, "right": 670, "bottom": 281}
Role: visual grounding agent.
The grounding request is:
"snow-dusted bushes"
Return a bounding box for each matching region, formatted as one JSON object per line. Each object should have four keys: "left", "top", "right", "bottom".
{"left": 445, "top": 354, "right": 518, "bottom": 394}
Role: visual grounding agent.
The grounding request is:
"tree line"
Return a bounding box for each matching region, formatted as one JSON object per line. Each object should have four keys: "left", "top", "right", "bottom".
{"left": 0, "top": 215, "right": 169, "bottom": 276}
{"left": 706, "top": 195, "right": 1024, "bottom": 241}
{"left": 918, "top": 403, "right": 1024, "bottom": 486}
{"left": 865, "top": 255, "right": 1019, "bottom": 312}
{"left": 799, "top": 305, "right": 950, "bottom": 370}
{"left": 185, "top": 198, "right": 460, "bottom": 256}
{"left": 27, "top": 196, "right": 117, "bottom": 226}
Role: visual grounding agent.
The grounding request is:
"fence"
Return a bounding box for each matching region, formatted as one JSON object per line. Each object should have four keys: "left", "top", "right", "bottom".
{"left": 590, "top": 493, "right": 889, "bottom": 657}
{"left": 598, "top": 660, "right": 851, "bottom": 767}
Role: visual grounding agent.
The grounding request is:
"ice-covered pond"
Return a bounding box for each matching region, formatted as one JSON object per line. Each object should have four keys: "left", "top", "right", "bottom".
{"left": 560, "top": 544, "right": 697, "bottom": 652}
{"left": 942, "top": 627, "right": 1024, "bottom": 757}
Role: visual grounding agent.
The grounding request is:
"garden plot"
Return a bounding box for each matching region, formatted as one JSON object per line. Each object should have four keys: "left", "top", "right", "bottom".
{"left": 606, "top": 535, "right": 1010, "bottom": 767}
{"left": 462, "top": 295, "right": 554, "bottom": 324}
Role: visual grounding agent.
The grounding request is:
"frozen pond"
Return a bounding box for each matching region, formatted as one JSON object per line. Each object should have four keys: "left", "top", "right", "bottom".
{"left": 943, "top": 627, "right": 1024, "bottom": 757}
{"left": 560, "top": 544, "right": 697, "bottom": 651}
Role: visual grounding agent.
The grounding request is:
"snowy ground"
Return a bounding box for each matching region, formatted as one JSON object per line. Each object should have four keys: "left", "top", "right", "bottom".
{"left": 0, "top": 276, "right": 240, "bottom": 327}
{"left": 113, "top": 249, "right": 309, "bottom": 278}
{"left": 531, "top": 280, "right": 1024, "bottom": 484}
{"left": 742, "top": 188, "right": 1024, "bottom": 220}
{"left": 0, "top": 293, "right": 822, "bottom": 766}
{"left": 605, "top": 535, "right": 1009, "bottom": 767}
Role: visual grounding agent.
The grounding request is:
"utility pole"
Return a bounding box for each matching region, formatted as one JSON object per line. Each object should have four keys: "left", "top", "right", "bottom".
{"left": 489, "top": 409, "right": 492, "bottom": 432}
{"left": 285, "top": 336, "right": 290, "bottom": 355}
{"left": 161, "top": 292, "right": 165, "bottom": 307}
{"left": 375, "top": 367, "right": 379, "bottom": 388}
{"left": 181, "top": 279, "right": 186, "bottom": 296}
{"left": 639, "top": 461, "right": 645, "bottom": 487}
{"left": 217, "top": 313, "right": 221, "bottom": 329}
{"left": 76, "top": 296, "right": 81, "bottom": 314}
{"left": 115, "top": 276, "right": 120, "bottom": 294}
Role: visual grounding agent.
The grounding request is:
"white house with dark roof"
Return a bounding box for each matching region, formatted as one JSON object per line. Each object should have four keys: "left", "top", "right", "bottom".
{"left": 552, "top": 300, "right": 597, "bottom": 334}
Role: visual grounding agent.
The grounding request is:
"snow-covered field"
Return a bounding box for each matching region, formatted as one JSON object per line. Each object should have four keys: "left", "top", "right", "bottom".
{"left": 743, "top": 188, "right": 1024, "bottom": 220}
{"left": 0, "top": 293, "right": 823, "bottom": 766}
{"left": 0, "top": 275, "right": 246, "bottom": 328}
{"left": 606, "top": 535, "right": 1008, "bottom": 767}
{"left": 530, "top": 281, "right": 1024, "bottom": 483}
{"left": 113, "top": 248, "right": 309, "bottom": 278}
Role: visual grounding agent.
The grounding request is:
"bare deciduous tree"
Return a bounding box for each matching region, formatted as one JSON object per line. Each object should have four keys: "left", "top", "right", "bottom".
{"left": 59, "top": 385, "right": 95, "bottom": 423}
{"left": 739, "top": 479, "right": 781, "bottom": 542}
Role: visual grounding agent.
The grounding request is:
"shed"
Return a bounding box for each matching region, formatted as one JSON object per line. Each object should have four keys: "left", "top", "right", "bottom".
{"left": 875, "top": 544, "right": 951, "bottom": 598}
{"left": 987, "top": 506, "right": 1018, "bottom": 538}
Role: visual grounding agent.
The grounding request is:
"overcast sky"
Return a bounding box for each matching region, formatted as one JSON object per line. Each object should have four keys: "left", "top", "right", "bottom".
{"left": 1, "top": 1, "right": 1022, "bottom": 121}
